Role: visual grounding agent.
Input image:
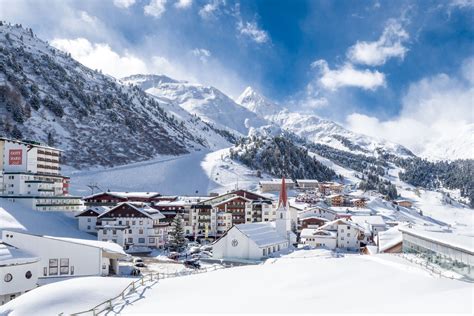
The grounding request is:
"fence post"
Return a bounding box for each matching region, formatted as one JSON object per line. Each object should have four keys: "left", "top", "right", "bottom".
{"left": 141, "top": 277, "right": 144, "bottom": 286}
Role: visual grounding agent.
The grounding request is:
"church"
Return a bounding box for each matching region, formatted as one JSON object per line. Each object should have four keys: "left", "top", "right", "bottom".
{"left": 212, "top": 177, "right": 296, "bottom": 261}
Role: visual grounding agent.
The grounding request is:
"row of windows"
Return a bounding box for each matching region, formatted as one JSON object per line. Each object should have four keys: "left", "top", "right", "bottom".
{"left": 47, "top": 258, "right": 73, "bottom": 276}
{"left": 3, "top": 271, "right": 32, "bottom": 283}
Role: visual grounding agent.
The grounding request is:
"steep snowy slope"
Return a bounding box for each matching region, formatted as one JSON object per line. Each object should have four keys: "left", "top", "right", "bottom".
{"left": 0, "top": 23, "right": 231, "bottom": 169}
{"left": 419, "top": 123, "right": 474, "bottom": 161}
{"left": 236, "top": 88, "right": 414, "bottom": 157}
{"left": 122, "top": 75, "right": 268, "bottom": 135}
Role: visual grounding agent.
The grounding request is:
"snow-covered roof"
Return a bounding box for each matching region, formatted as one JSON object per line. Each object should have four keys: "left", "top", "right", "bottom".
{"left": 259, "top": 179, "right": 295, "bottom": 185}
{"left": 84, "top": 191, "right": 161, "bottom": 200}
{"left": 99, "top": 202, "right": 165, "bottom": 220}
{"left": 235, "top": 223, "right": 288, "bottom": 247}
{"left": 300, "top": 215, "right": 329, "bottom": 222}
{"left": 75, "top": 206, "right": 110, "bottom": 217}
{"left": 0, "top": 243, "right": 40, "bottom": 266}
{"left": 212, "top": 195, "right": 252, "bottom": 207}
{"left": 377, "top": 226, "right": 403, "bottom": 252}
{"left": 297, "top": 179, "right": 320, "bottom": 184}
{"left": 45, "top": 236, "right": 126, "bottom": 256}
{"left": 318, "top": 219, "right": 365, "bottom": 232}
{"left": 351, "top": 215, "right": 386, "bottom": 226}
{"left": 399, "top": 225, "right": 474, "bottom": 254}
{"left": 300, "top": 228, "right": 336, "bottom": 238}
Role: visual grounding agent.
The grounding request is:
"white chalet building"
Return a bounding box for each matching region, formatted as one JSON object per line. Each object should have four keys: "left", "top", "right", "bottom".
{"left": 300, "top": 219, "right": 368, "bottom": 251}
{"left": 213, "top": 178, "right": 297, "bottom": 261}
{"left": 97, "top": 202, "right": 167, "bottom": 250}
{"left": 2, "top": 230, "right": 126, "bottom": 279}
{"left": 0, "top": 243, "right": 40, "bottom": 305}
{"left": 75, "top": 206, "right": 110, "bottom": 233}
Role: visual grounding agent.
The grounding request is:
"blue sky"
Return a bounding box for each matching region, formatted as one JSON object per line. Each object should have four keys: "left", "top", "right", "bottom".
{"left": 1, "top": 0, "right": 473, "bottom": 153}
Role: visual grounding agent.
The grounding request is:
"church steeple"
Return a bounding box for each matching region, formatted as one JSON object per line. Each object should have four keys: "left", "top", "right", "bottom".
{"left": 278, "top": 176, "right": 288, "bottom": 208}
{"left": 276, "top": 176, "right": 291, "bottom": 239}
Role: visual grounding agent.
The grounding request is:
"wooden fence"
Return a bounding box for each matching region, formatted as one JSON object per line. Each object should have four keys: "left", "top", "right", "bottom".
{"left": 65, "top": 265, "right": 225, "bottom": 316}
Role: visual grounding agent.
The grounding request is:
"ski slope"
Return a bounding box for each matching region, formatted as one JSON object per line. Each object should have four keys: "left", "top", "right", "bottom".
{"left": 69, "top": 149, "right": 268, "bottom": 196}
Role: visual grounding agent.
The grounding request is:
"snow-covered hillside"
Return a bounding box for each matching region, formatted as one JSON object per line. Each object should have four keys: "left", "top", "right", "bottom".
{"left": 122, "top": 74, "right": 268, "bottom": 136}
{"left": 0, "top": 24, "right": 232, "bottom": 169}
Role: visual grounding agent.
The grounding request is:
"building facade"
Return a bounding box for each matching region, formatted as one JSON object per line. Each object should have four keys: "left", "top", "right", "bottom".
{"left": 0, "top": 137, "right": 82, "bottom": 211}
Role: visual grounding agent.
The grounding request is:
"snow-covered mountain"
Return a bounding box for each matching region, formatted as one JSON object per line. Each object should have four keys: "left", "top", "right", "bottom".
{"left": 236, "top": 88, "right": 414, "bottom": 158}
{"left": 0, "top": 23, "right": 232, "bottom": 168}
{"left": 236, "top": 86, "right": 281, "bottom": 117}
{"left": 122, "top": 75, "right": 268, "bottom": 136}
{"left": 418, "top": 123, "right": 474, "bottom": 161}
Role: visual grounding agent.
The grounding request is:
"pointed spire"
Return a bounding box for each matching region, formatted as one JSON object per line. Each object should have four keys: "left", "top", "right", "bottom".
{"left": 278, "top": 176, "right": 288, "bottom": 208}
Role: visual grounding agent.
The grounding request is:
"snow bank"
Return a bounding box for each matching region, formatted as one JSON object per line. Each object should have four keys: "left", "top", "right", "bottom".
{"left": 0, "top": 277, "right": 133, "bottom": 315}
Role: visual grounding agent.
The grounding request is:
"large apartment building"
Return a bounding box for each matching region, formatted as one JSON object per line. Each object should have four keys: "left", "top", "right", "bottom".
{"left": 0, "top": 137, "right": 82, "bottom": 211}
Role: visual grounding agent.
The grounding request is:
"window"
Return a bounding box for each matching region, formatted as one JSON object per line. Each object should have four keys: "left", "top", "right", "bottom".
{"left": 60, "top": 258, "right": 69, "bottom": 275}
{"left": 341, "top": 237, "right": 345, "bottom": 241}
{"left": 43, "top": 267, "right": 47, "bottom": 276}
{"left": 25, "top": 271, "right": 32, "bottom": 279}
{"left": 127, "top": 238, "right": 133, "bottom": 243}
{"left": 149, "top": 238, "right": 155, "bottom": 243}
{"left": 4, "top": 273, "right": 12, "bottom": 282}
{"left": 139, "top": 220, "right": 143, "bottom": 225}
{"left": 128, "top": 229, "right": 132, "bottom": 234}
{"left": 138, "top": 238, "right": 145, "bottom": 243}
{"left": 263, "top": 249, "right": 266, "bottom": 256}
{"left": 87, "top": 226, "right": 91, "bottom": 230}
{"left": 132, "top": 221, "right": 136, "bottom": 225}
{"left": 71, "top": 266, "right": 74, "bottom": 275}
{"left": 118, "top": 220, "right": 122, "bottom": 225}
{"left": 347, "top": 233, "right": 350, "bottom": 237}
{"left": 139, "top": 229, "right": 144, "bottom": 234}
{"left": 112, "top": 230, "right": 117, "bottom": 235}
{"left": 49, "top": 259, "right": 58, "bottom": 275}
{"left": 87, "top": 218, "right": 91, "bottom": 222}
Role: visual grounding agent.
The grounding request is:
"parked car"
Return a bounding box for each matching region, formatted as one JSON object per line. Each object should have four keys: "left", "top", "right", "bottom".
{"left": 188, "top": 246, "right": 201, "bottom": 254}
{"left": 133, "top": 257, "right": 145, "bottom": 267}
{"left": 200, "top": 245, "right": 212, "bottom": 252}
{"left": 167, "top": 252, "right": 180, "bottom": 260}
{"left": 183, "top": 259, "right": 201, "bottom": 269}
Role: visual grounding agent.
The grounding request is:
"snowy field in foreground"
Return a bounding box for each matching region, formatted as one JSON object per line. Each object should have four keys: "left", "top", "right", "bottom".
{"left": 2, "top": 250, "right": 471, "bottom": 315}
{"left": 115, "top": 251, "right": 473, "bottom": 314}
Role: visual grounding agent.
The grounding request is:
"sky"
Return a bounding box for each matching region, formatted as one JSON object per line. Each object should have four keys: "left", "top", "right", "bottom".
{"left": 0, "top": 0, "right": 473, "bottom": 155}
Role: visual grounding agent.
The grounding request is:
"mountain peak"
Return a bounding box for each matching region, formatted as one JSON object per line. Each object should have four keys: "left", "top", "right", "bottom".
{"left": 236, "top": 86, "right": 280, "bottom": 117}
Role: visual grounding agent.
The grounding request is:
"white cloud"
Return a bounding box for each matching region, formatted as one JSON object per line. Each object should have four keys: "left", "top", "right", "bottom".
{"left": 346, "top": 57, "right": 474, "bottom": 157}
{"left": 175, "top": 0, "right": 192, "bottom": 9}
{"left": 51, "top": 38, "right": 149, "bottom": 78}
{"left": 199, "top": 0, "right": 224, "bottom": 19}
{"left": 113, "top": 0, "right": 136, "bottom": 9}
{"left": 237, "top": 21, "right": 269, "bottom": 44}
{"left": 191, "top": 48, "right": 211, "bottom": 63}
{"left": 144, "top": 0, "right": 167, "bottom": 18}
{"left": 347, "top": 19, "right": 409, "bottom": 66}
{"left": 311, "top": 60, "right": 385, "bottom": 91}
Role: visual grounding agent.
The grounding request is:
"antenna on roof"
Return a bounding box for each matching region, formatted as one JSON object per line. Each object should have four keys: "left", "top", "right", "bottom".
{"left": 86, "top": 182, "right": 102, "bottom": 195}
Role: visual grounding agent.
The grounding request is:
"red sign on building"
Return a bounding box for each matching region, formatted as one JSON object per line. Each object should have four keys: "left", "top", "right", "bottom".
{"left": 9, "top": 149, "right": 23, "bottom": 165}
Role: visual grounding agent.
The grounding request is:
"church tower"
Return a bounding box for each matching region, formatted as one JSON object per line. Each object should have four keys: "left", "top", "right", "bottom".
{"left": 276, "top": 176, "right": 291, "bottom": 238}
